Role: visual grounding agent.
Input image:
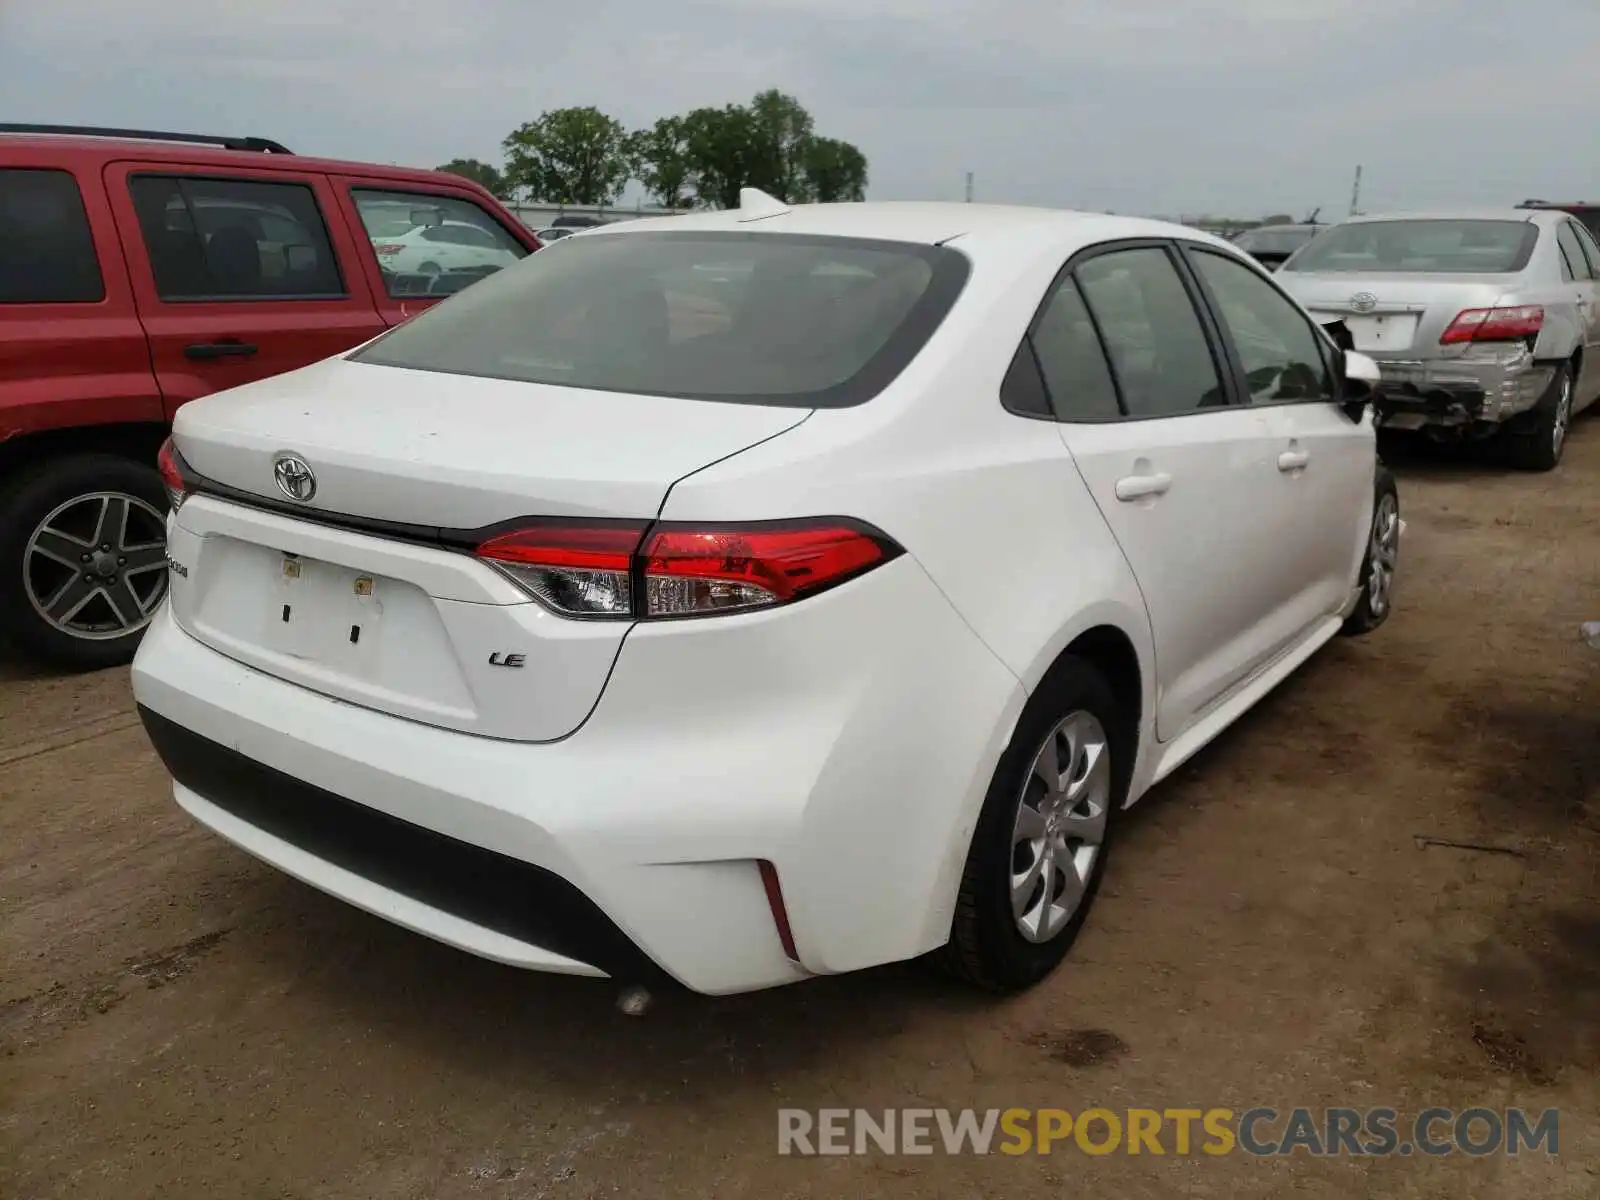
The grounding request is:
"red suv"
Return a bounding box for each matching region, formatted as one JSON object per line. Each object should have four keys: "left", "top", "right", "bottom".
{"left": 0, "top": 124, "right": 541, "bottom": 669}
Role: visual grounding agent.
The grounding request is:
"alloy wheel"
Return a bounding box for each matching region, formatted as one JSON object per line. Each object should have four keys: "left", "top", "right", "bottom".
{"left": 1367, "top": 492, "right": 1400, "bottom": 618}
{"left": 24, "top": 492, "right": 168, "bottom": 640}
{"left": 1552, "top": 374, "right": 1572, "bottom": 459}
{"left": 1010, "top": 710, "right": 1111, "bottom": 943}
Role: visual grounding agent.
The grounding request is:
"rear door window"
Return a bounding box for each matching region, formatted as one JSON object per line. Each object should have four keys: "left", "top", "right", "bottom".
{"left": 350, "top": 230, "right": 971, "bottom": 408}
{"left": 0, "top": 168, "right": 105, "bottom": 303}
{"left": 1074, "top": 246, "right": 1228, "bottom": 418}
{"left": 127, "top": 175, "right": 345, "bottom": 300}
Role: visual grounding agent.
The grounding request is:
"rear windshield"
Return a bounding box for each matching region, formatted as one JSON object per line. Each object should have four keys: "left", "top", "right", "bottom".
{"left": 1283, "top": 219, "right": 1539, "bottom": 274}
{"left": 351, "top": 230, "right": 970, "bottom": 408}
{"left": 1234, "top": 227, "right": 1316, "bottom": 255}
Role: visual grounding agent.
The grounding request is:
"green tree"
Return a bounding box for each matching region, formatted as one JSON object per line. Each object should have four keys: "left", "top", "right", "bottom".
{"left": 435, "top": 158, "right": 510, "bottom": 199}
{"left": 682, "top": 104, "right": 761, "bottom": 210}
{"left": 801, "top": 137, "right": 868, "bottom": 203}
{"left": 503, "top": 107, "right": 631, "bottom": 205}
{"left": 745, "top": 89, "right": 815, "bottom": 202}
{"left": 624, "top": 117, "right": 693, "bottom": 210}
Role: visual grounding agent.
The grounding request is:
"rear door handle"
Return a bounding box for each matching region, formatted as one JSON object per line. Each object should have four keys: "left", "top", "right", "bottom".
{"left": 1278, "top": 450, "right": 1310, "bottom": 471}
{"left": 184, "top": 341, "right": 258, "bottom": 360}
{"left": 1114, "top": 472, "right": 1173, "bottom": 501}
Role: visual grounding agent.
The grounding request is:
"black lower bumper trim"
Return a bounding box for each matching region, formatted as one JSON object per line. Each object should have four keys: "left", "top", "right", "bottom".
{"left": 1373, "top": 381, "right": 1492, "bottom": 427}
{"left": 137, "top": 705, "right": 671, "bottom": 986}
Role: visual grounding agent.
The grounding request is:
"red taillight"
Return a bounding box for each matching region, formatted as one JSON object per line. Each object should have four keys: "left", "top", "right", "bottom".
{"left": 156, "top": 437, "right": 190, "bottom": 511}
{"left": 474, "top": 518, "right": 900, "bottom": 620}
{"left": 1440, "top": 305, "right": 1544, "bottom": 345}
{"left": 373, "top": 244, "right": 404, "bottom": 256}
{"left": 476, "top": 521, "right": 646, "bottom": 618}
{"left": 641, "top": 521, "right": 892, "bottom": 617}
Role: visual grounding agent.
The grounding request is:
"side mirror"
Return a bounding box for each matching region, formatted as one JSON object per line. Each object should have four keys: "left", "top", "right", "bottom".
{"left": 1335, "top": 347, "right": 1382, "bottom": 417}
{"left": 410, "top": 206, "right": 444, "bottom": 228}
{"left": 1344, "top": 349, "right": 1382, "bottom": 388}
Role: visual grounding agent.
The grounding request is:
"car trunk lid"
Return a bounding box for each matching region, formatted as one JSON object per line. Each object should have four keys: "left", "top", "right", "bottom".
{"left": 166, "top": 356, "right": 810, "bottom": 741}
{"left": 1281, "top": 271, "right": 1511, "bottom": 360}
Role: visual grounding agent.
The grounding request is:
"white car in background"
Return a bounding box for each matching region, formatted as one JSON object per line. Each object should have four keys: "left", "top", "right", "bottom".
{"left": 371, "top": 219, "right": 524, "bottom": 277}
{"left": 135, "top": 192, "right": 1398, "bottom": 997}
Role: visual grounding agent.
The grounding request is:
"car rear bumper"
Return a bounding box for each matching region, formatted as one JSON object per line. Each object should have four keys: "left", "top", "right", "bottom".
{"left": 131, "top": 555, "right": 1025, "bottom": 995}
{"left": 1370, "top": 349, "right": 1552, "bottom": 430}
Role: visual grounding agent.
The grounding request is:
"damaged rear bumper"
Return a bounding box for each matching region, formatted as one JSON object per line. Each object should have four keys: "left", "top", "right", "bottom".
{"left": 1370, "top": 347, "right": 1552, "bottom": 433}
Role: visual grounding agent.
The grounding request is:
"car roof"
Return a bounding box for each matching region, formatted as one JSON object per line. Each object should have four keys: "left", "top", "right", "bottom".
{"left": 580, "top": 200, "right": 1233, "bottom": 254}
{"left": 0, "top": 130, "right": 483, "bottom": 192}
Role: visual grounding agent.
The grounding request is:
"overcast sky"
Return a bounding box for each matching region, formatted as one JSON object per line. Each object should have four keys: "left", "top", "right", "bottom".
{"left": 4, "top": 0, "right": 1598, "bottom": 219}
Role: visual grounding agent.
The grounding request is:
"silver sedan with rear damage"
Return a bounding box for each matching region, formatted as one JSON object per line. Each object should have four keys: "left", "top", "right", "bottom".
{"left": 1279, "top": 210, "right": 1600, "bottom": 470}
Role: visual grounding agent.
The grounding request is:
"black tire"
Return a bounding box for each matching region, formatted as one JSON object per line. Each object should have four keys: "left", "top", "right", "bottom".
{"left": 1340, "top": 465, "right": 1400, "bottom": 637}
{"left": 939, "top": 655, "right": 1130, "bottom": 993}
{"left": 1501, "top": 362, "right": 1574, "bottom": 472}
{"left": 0, "top": 454, "right": 170, "bottom": 672}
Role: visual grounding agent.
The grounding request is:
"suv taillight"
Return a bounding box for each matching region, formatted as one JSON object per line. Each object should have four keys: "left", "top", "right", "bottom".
{"left": 1440, "top": 305, "right": 1544, "bottom": 345}
{"left": 156, "top": 437, "right": 192, "bottom": 511}
{"left": 476, "top": 518, "right": 902, "bottom": 620}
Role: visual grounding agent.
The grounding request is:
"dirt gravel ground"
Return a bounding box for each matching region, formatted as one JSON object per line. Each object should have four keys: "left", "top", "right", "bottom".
{"left": 3, "top": 420, "right": 1599, "bottom": 1199}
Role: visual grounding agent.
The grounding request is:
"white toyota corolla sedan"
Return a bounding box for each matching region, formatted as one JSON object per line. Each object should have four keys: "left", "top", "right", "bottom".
{"left": 133, "top": 191, "right": 1400, "bottom": 996}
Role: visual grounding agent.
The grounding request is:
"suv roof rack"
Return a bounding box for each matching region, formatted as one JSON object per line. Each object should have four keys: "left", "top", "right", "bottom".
{"left": 0, "top": 123, "right": 293, "bottom": 154}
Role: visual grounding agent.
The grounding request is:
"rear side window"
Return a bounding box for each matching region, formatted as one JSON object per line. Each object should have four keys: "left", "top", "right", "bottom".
{"left": 0, "top": 168, "right": 104, "bottom": 303}
{"left": 1571, "top": 220, "right": 1600, "bottom": 276}
{"left": 1556, "top": 222, "right": 1593, "bottom": 280}
{"left": 350, "top": 188, "right": 529, "bottom": 299}
{"left": 128, "top": 175, "right": 344, "bottom": 300}
{"left": 1029, "top": 276, "right": 1121, "bottom": 420}
{"left": 1284, "top": 219, "right": 1538, "bottom": 275}
{"left": 1075, "top": 247, "right": 1226, "bottom": 418}
{"left": 351, "top": 230, "right": 971, "bottom": 408}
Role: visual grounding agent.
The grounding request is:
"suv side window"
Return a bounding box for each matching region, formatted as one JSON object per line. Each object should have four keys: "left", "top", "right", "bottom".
{"left": 0, "top": 168, "right": 105, "bottom": 303}
{"left": 1029, "top": 275, "right": 1122, "bottom": 419}
{"left": 1556, "top": 222, "right": 1593, "bottom": 281}
{"left": 1075, "top": 246, "right": 1226, "bottom": 417}
{"left": 1189, "top": 249, "right": 1334, "bottom": 404}
{"left": 350, "top": 189, "right": 528, "bottom": 298}
{"left": 128, "top": 175, "right": 344, "bottom": 300}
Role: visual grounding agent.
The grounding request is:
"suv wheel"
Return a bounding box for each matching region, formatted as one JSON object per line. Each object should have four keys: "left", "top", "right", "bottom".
{"left": 0, "top": 455, "right": 170, "bottom": 671}
{"left": 939, "top": 655, "right": 1129, "bottom": 993}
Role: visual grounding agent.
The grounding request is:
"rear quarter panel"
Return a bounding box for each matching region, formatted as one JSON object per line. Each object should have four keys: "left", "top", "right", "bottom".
{"left": 656, "top": 236, "right": 1158, "bottom": 771}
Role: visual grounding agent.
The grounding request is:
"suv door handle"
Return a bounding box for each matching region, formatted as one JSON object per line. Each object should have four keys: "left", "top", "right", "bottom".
{"left": 1114, "top": 472, "right": 1173, "bottom": 501}
{"left": 184, "top": 341, "right": 258, "bottom": 361}
{"left": 1278, "top": 449, "right": 1310, "bottom": 471}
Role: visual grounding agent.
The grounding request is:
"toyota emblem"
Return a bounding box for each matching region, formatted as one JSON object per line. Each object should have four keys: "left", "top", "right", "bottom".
{"left": 272, "top": 454, "right": 317, "bottom": 503}
{"left": 1349, "top": 292, "right": 1378, "bottom": 314}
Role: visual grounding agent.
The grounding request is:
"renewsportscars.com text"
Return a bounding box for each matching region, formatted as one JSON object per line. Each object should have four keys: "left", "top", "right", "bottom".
{"left": 778, "top": 1107, "right": 1560, "bottom": 1157}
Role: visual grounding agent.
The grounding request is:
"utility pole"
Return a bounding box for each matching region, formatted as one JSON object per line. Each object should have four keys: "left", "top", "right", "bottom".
{"left": 1348, "top": 165, "right": 1363, "bottom": 218}
{"left": 965, "top": 172, "right": 974, "bottom": 203}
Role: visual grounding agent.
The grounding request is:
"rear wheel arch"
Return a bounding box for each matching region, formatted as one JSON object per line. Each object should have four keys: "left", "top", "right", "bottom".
{"left": 0, "top": 422, "right": 169, "bottom": 482}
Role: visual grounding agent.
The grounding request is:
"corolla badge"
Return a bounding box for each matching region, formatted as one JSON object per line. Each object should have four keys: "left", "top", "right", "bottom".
{"left": 1349, "top": 292, "right": 1378, "bottom": 314}
{"left": 272, "top": 454, "right": 317, "bottom": 502}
